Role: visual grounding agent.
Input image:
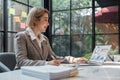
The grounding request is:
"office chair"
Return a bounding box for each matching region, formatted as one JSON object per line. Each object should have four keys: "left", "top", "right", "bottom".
{"left": 0, "top": 61, "right": 10, "bottom": 72}
{"left": 0, "top": 52, "right": 16, "bottom": 73}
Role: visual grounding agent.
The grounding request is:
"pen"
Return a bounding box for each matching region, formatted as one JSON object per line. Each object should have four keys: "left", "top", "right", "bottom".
{"left": 51, "top": 55, "right": 65, "bottom": 63}
{"left": 51, "top": 55, "right": 56, "bottom": 60}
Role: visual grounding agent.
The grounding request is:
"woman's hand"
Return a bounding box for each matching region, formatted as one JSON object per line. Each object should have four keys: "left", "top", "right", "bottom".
{"left": 73, "top": 57, "right": 88, "bottom": 63}
{"left": 48, "top": 60, "right": 63, "bottom": 66}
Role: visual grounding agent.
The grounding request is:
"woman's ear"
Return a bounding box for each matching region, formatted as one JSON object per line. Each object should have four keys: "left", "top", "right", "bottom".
{"left": 34, "top": 17, "right": 40, "bottom": 21}
{"left": 34, "top": 18, "right": 40, "bottom": 24}
{"left": 33, "top": 20, "right": 38, "bottom": 26}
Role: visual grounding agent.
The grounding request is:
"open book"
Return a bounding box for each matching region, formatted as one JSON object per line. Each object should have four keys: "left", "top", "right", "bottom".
{"left": 21, "top": 65, "right": 78, "bottom": 80}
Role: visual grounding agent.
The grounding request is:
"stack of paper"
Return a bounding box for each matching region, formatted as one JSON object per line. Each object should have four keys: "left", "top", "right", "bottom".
{"left": 21, "top": 65, "right": 78, "bottom": 80}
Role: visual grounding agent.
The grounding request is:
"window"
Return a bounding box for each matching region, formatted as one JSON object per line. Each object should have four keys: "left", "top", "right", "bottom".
{"left": 0, "top": 0, "right": 44, "bottom": 52}
{"left": 29, "top": 0, "right": 44, "bottom": 7}
{"left": 52, "top": 0, "right": 92, "bottom": 57}
{"left": 8, "top": 1, "right": 28, "bottom": 32}
{"left": 0, "top": 33, "right": 3, "bottom": 51}
{"left": 0, "top": 0, "right": 3, "bottom": 30}
{"left": 95, "top": 0, "right": 119, "bottom": 55}
{"left": 51, "top": 0, "right": 119, "bottom": 57}
{"left": 0, "top": 0, "right": 3, "bottom": 51}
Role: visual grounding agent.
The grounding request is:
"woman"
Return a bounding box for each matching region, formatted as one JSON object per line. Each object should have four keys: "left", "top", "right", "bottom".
{"left": 15, "top": 7, "right": 87, "bottom": 68}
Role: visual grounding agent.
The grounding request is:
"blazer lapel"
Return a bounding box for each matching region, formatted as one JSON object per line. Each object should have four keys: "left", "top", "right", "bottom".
{"left": 41, "top": 40, "right": 48, "bottom": 59}
{"left": 25, "top": 32, "right": 44, "bottom": 59}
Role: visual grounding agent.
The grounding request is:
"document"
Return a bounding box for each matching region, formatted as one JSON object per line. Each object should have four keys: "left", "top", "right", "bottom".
{"left": 21, "top": 65, "right": 78, "bottom": 80}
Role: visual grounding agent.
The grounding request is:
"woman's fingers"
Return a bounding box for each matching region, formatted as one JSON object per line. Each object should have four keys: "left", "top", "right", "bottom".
{"left": 73, "top": 57, "right": 88, "bottom": 63}
{"left": 48, "top": 60, "right": 62, "bottom": 66}
{"left": 53, "top": 60, "right": 61, "bottom": 66}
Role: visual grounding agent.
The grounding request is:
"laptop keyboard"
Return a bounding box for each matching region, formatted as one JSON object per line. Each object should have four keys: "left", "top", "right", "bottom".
{"left": 103, "top": 61, "right": 120, "bottom": 65}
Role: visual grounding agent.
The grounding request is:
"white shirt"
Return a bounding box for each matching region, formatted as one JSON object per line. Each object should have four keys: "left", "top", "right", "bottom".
{"left": 26, "top": 27, "right": 46, "bottom": 48}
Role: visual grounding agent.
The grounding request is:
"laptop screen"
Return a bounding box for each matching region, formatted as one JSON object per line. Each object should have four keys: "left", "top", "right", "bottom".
{"left": 89, "top": 45, "right": 112, "bottom": 63}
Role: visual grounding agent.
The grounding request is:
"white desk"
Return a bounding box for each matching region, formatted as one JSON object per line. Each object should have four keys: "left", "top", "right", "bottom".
{"left": 0, "top": 65, "right": 120, "bottom": 80}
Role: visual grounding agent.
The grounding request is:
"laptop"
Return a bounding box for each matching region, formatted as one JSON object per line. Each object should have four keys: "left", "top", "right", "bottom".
{"left": 79, "top": 45, "right": 112, "bottom": 66}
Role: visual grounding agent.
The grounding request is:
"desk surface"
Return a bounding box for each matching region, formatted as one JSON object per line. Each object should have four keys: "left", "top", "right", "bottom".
{"left": 0, "top": 65, "right": 120, "bottom": 80}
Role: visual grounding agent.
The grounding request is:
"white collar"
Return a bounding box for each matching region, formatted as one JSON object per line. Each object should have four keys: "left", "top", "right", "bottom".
{"left": 26, "top": 27, "right": 46, "bottom": 41}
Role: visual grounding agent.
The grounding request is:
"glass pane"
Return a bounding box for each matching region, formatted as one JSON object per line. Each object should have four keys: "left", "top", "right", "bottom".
{"left": 8, "top": 1, "right": 28, "bottom": 32}
{"left": 0, "top": 0, "right": 3, "bottom": 30}
{"left": 95, "top": 23, "right": 118, "bottom": 34}
{"left": 95, "top": 0, "right": 99, "bottom": 7}
{"left": 71, "top": 8, "right": 92, "bottom": 34}
{"left": 71, "top": 0, "right": 92, "bottom": 9}
{"left": 52, "top": 11, "right": 70, "bottom": 35}
{"left": 95, "top": 6, "right": 118, "bottom": 32}
{"left": 8, "top": 33, "right": 16, "bottom": 52}
{"left": 71, "top": 34, "right": 92, "bottom": 57}
{"left": 95, "top": 35, "right": 119, "bottom": 55}
{"left": 0, "top": 32, "right": 3, "bottom": 52}
{"left": 52, "top": 36, "right": 70, "bottom": 56}
{"left": 29, "top": 0, "right": 44, "bottom": 7}
{"left": 52, "top": 0, "right": 70, "bottom": 10}
{"left": 16, "top": 0, "right": 28, "bottom": 4}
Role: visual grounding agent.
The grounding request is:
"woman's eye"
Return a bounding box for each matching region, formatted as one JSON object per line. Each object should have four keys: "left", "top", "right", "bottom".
{"left": 45, "top": 19, "right": 48, "bottom": 21}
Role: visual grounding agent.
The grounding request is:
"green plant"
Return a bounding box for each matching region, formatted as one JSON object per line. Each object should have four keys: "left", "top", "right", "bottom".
{"left": 83, "top": 53, "right": 92, "bottom": 60}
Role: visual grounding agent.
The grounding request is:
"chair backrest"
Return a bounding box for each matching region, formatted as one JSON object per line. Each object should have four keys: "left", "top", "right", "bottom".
{"left": 0, "top": 52, "right": 16, "bottom": 72}
{"left": 0, "top": 61, "right": 10, "bottom": 72}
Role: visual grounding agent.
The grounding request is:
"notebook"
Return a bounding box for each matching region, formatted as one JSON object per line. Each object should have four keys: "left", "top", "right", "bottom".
{"left": 80, "top": 45, "right": 112, "bottom": 66}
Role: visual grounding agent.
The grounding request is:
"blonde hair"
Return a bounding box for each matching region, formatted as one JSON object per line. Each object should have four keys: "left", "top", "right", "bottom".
{"left": 26, "top": 7, "right": 49, "bottom": 28}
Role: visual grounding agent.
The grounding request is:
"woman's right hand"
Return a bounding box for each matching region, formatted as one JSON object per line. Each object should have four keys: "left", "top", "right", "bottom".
{"left": 48, "top": 60, "right": 63, "bottom": 66}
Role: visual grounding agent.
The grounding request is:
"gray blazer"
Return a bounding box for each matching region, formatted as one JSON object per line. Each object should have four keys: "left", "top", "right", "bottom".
{"left": 15, "top": 30, "right": 55, "bottom": 68}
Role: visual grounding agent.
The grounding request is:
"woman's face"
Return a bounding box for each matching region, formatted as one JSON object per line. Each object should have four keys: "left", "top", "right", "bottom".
{"left": 37, "top": 13, "right": 49, "bottom": 32}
